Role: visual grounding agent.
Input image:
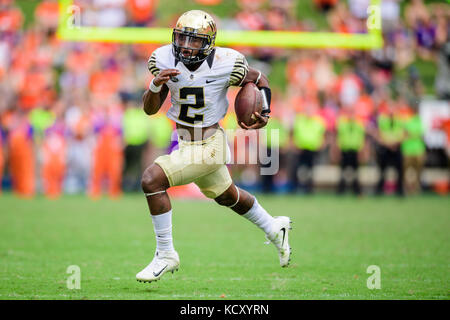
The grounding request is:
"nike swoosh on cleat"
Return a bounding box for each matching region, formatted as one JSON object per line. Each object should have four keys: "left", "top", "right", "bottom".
{"left": 281, "top": 228, "right": 286, "bottom": 247}
{"left": 152, "top": 265, "right": 168, "bottom": 277}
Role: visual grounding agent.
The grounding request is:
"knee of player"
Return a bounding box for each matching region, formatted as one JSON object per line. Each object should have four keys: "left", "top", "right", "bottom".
{"left": 214, "top": 192, "right": 235, "bottom": 207}
{"left": 141, "top": 168, "right": 164, "bottom": 193}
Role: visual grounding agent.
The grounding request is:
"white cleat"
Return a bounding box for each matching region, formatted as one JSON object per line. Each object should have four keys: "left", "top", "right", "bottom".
{"left": 265, "top": 216, "right": 292, "bottom": 267}
{"left": 136, "top": 250, "right": 180, "bottom": 283}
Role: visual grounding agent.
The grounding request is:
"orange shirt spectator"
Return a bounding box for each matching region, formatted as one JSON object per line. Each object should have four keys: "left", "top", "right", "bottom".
{"left": 89, "top": 69, "right": 121, "bottom": 96}
{"left": 11, "top": 31, "right": 43, "bottom": 75}
{"left": 89, "top": 106, "right": 124, "bottom": 199}
{"left": 354, "top": 94, "right": 375, "bottom": 125}
{"left": 18, "top": 71, "right": 53, "bottom": 110}
{"left": 35, "top": 0, "right": 59, "bottom": 29}
{"left": 65, "top": 49, "right": 95, "bottom": 74}
{"left": 132, "top": 43, "right": 160, "bottom": 60}
{"left": 0, "top": 5, "right": 23, "bottom": 32}
{"left": 235, "top": 11, "right": 265, "bottom": 31}
{"left": 286, "top": 56, "right": 318, "bottom": 93}
{"left": 289, "top": 92, "right": 319, "bottom": 114}
{"left": 126, "top": 0, "right": 158, "bottom": 25}
{"left": 41, "top": 126, "right": 66, "bottom": 198}
{"left": 7, "top": 113, "right": 35, "bottom": 197}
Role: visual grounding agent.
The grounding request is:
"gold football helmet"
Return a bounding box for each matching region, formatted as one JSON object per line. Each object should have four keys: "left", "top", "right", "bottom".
{"left": 172, "top": 10, "right": 217, "bottom": 65}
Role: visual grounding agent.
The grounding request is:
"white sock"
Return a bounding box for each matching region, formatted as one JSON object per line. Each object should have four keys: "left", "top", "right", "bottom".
{"left": 242, "top": 198, "right": 275, "bottom": 234}
{"left": 151, "top": 210, "right": 174, "bottom": 252}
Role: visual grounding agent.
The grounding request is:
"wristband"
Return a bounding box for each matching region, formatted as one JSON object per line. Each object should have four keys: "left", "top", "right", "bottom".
{"left": 149, "top": 79, "right": 162, "bottom": 93}
{"left": 259, "top": 87, "right": 271, "bottom": 116}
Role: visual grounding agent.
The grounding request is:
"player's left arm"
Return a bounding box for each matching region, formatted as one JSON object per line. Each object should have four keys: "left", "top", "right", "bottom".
{"left": 239, "top": 67, "right": 270, "bottom": 130}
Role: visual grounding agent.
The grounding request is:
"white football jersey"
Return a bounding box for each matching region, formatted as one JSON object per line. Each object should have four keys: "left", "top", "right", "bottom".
{"left": 148, "top": 44, "right": 249, "bottom": 127}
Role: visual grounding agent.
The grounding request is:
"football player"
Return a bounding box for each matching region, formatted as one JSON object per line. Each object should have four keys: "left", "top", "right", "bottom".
{"left": 136, "top": 10, "right": 292, "bottom": 282}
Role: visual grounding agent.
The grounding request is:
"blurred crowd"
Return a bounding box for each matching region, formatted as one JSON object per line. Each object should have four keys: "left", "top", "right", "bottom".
{"left": 0, "top": 0, "right": 449, "bottom": 199}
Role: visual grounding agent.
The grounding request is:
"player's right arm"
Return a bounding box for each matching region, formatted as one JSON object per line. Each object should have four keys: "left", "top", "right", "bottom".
{"left": 143, "top": 69, "right": 180, "bottom": 115}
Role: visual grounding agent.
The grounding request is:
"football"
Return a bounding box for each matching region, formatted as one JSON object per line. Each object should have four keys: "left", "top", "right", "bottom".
{"left": 234, "top": 82, "right": 263, "bottom": 127}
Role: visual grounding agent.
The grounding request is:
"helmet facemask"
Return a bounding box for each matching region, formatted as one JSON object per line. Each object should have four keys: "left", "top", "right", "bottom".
{"left": 172, "top": 29, "right": 213, "bottom": 65}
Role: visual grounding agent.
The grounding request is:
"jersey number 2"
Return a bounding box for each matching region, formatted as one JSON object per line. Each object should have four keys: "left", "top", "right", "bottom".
{"left": 179, "top": 87, "right": 205, "bottom": 124}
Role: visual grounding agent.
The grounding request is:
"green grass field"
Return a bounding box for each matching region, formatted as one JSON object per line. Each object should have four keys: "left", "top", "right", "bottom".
{"left": 0, "top": 193, "right": 449, "bottom": 300}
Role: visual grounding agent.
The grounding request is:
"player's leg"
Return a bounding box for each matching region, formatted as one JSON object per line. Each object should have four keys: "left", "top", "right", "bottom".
{"left": 375, "top": 147, "right": 388, "bottom": 195}
{"left": 350, "top": 151, "right": 361, "bottom": 195}
{"left": 22, "top": 144, "right": 35, "bottom": 198}
{"left": 88, "top": 148, "right": 103, "bottom": 198}
{"left": 394, "top": 149, "right": 405, "bottom": 197}
{"left": 337, "top": 151, "right": 347, "bottom": 194}
{"left": 195, "top": 164, "right": 292, "bottom": 267}
{"left": 305, "top": 150, "right": 315, "bottom": 194}
{"left": 141, "top": 163, "right": 171, "bottom": 215}
{"left": 289, "top": 149, "right": 301, "bottom": 193}
{"left": 192, "top": 127, "right": 291, "bottom": 267}
{"left": 137, "top": 127, "right": 234, "bottom": 282}
{"left": 107, "top": 151, "right": 123, "bottom": 199}
{"left": 136, "top": 163, "right": 179, "bottom": 282}
{"left": 214, "top": 183, "right": 292, "bottom": 267}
